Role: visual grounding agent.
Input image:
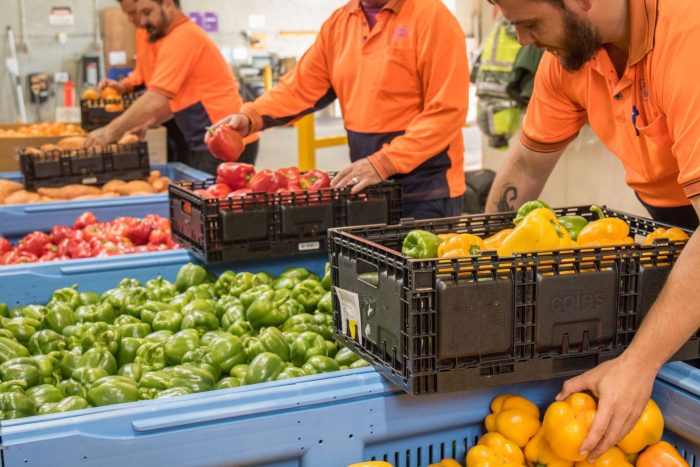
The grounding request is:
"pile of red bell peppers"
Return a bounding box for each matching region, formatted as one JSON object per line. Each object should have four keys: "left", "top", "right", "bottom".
{"left": 193, "top": 163, "right": 332, "bottom": 199}
{"left": 0, "top": 212, "right": 178, "bottom": 265}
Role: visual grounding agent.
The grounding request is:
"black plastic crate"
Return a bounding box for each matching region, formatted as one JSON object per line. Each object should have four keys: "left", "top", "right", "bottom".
{"left": 328, "top": 206, "right": 700, "bottom": 395}
{"left": 19, "top": 142, "right": 150, "bottom": 190}
{"left": 80, "top": 93, "right": 140, "bottom": 131}
{"left": 169, "top": 177, "right": 403, "bottom": 263}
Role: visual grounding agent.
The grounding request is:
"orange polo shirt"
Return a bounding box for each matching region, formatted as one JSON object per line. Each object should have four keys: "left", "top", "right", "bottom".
{"left": 121, "top": 28, "right": 158, "bottom": 90}
{"left": 522, "top": 0, "right": 700, "bottom": 208}
{"left": 149, "top": 14, "right": 257, "bottom": 151}
{"left": 242, "top": 0, "right": 469, "bottom": 201}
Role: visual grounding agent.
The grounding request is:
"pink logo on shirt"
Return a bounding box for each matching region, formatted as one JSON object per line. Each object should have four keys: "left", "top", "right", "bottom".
{"left": 394, "top": 26, "right": 409, "bottom": 39}
{"left": 640, "top": 79, "right": 649, "bottom": 101}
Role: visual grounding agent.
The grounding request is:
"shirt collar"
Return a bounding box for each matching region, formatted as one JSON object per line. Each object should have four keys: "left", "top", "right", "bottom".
{"left": 345, "top": 0, "right": 406, "bottom": 15}
{"left": 165, "top": 12, "right": 189, "bottom": 35}
{"left": 627, "top": 0, "right": 658, "bottom": 65}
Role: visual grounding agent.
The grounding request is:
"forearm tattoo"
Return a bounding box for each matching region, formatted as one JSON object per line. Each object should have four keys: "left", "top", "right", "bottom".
{"left": 497, "top": 184, "right": 518, "bottom": 212}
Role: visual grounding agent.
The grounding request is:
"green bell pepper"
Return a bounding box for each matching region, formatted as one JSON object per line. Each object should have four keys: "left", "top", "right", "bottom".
{"left": 302, "top": 355, "right": 340, "bottom": 375}
{"left": 214, "top": 270, "right": 237, "bottom": 296}
{"left": 120, "top": 323, "right": 151, "bottom": 339}
{"left": 513, "top": 199, "right": 552, "bottom": 224}
{"left": 134, "top": 341, "right": 166, "bottom": 372}
{"left": 227, "top": 272, "right": 255, "bottom": 297}
{"left": 1, "top": 317, "right": 40, "bottom": 343}
{"left": 145, "top": 276, "right": 177, "bottom": 302}
{"left": 57, "top": 379, "right": 88, "bottom": 399}
{"left": 48, "top": 286, "right": 81, "bottom": 310}
{"left": 276, "top": 367, "right": 308, "bottom": 381}
{"left": 182, "top": 284, "right": 216, "bottom": 304}
{"left": 118, "top": 362, "right": 144, "bottom": 381}
{"left": 162, "top": 365, "right": 216, "bottom": 393}
{"left": 164, "top": 329, "right": 200, "bottom": 366}
{"left": 0, "top": 357, "right": 42, "bottom": 388}
{"left": 290, "top": 331, "right": 328, "bottom": 367}
{"left": 118, "top": 337, "right": 144, "bottom": 367}
{"left": 350, "top": 359, "right": 370, "bottom": 369}
{"left": 253, "top": 272, "right": 274, "bottom": 285}
{"left": 144, "top": 330, "right": 174, "bottom": 345}
{"left": 181, "top": 298, "right": 216, "bottom": 316}
{"left": 282, "top": 331, "right": 300, "bottom": 346}
{"left": 114, "top": 314, "right": 141, "bottom": 326}
{"left": 28, "top": 329, "right": 66, "bottom": 355}
{"left": 0, "top": 337, "right": 30, "bottom": 364}
{"left": 214, "top": 377, "right": 242, "bottom": 390}
{"left": 76, "top": 302, "right": 117, "bottom": 324}
{"left": 402, "top": 230, "right": 443, "bottom": 259}
{"left": 325, "top": 340, "right": 338, "bottom": 358}
{"left": 0, "top": 392, "right": 35, "bottom": 419}
{"left": 38, "top": 395, "right": 89, "bottom": 415}
{"left": 79, "top": 347, "right": 117, "bottom": 374}
{"left": 246, "top": 289, "right": 295, "bottom": 329}
{"left": 138, "top": 370, "right": 171, "bottom": 391}
{"left": 321, "top": 263, "right": 331, "bottom": 291}
{"left": 101, "top": 286, "right": 148, "bottom": 316}
{"left": 200, "top": 330, "right": 232, "bottom": 347}
{"left": 226, "top": 320, "right": 254, "bottom": 338}
{"left": 42, "top": 303, "right": 76, "bottom": 333}
{"left": 181, "top": 309, "right": 219, "bottom": 336}
{"left": 81, "top": 322, "right": 120, "bottom": 355}
{"left": 60, "top": 347, "right": 83, "bottom": 379}
{"left": 243, "top": 327, "right": 290, "bottom": 363}
{"left": 19, "top": 305, "right": 46, "bottom": 321}
{"left": 32, "top": 354, "right": 61, "bottom": 385}
{"left": 79, "top": 292, "right": 100, "bottom": 307}
{"left": 151, "top": 310, "right": 182, "bottom": 332}
{"left": 558, "top": 215, "right": 589, "bottom": 241}
{"left": 0, "top": 329, "right": 14, "bottom": 340}
{"left": 282, "top": 313, "right": 320, "bottom": 335}
{"left": 180, "top": 348, "right": 221, "bottom": 380}
{"left": 334, "top": 347, "right": 361, "bottom": 367}
{"left": 207, "top": 335, "right": 246, "bottom": 373}
{"left": 280, "top": 268, "right": 318, "bottom": 282}
{"left": 313, "top": 312, "right": 335, "bottom": 341}
{"left": 229, "top": 364, "right": 249, "bottom": 380}
{"left": 136, "top": 301, "right": 175, "bottom": 325}
{"left": 71, "top": 367, "right": 109, "bottom": 387}
{"left": 154, "top": 387, "right": 192, "bottom": 399}
{"left": 87, "top": 375, "right": 139, "bottom": 407}
{"left": 0, "top": 303, "right": 7, "bottom": 318}
{"left": 175, "top": 263, "right": 214, "bottom": 292}
{"left": 26, "top": 384, "right": 63, "bottom": 408}
{"left": 220, "top": 304, "right": 245, "bottom": 331}
{"left": 244, "top": 352, "right": 286, "bottom": 385}
{"left": 271, "top": 277, "right": 300, "bottom": 291}
{"left": 317, "top": 291, "right": 332, "bottom": 315}
{"left": 0, "top": 379, "right": 27, "bottom": 394}
{"left": 240, "top": 284, "right": 273, "bottom": 310}
{"left": 291, "top": 280, "right": 326, "bottom": 313}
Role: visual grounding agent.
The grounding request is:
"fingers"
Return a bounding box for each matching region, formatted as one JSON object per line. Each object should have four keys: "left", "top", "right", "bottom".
{"left": 351, "top": 178, "right": 371, "bottom": 194}
{"left": 331, "top": 165, "right": 354, "bottom": 188}
{"left": 557, "top": 373, "right": 591, "bottom": 401}
{"left": 580, "top": 399, "right": 613, "bottom": 460}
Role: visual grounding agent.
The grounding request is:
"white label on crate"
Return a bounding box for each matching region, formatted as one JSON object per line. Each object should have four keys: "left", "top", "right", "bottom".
{"left": 81, "top": 177, "right": 98, "bottom": 184}
{"left": 298, "top": 241, "right": 321, "bottom": 251}
{"left": 334, "top": 287, "right": 362, "bottom": 340}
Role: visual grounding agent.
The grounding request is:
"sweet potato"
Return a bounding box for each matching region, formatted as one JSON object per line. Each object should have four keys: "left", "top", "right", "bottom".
{"left": 39, "top": 196, "right": 67, "bottom": 203}
{"left": 102, "top": 180, "right": 127, "bottom": 193}
{"left": 23, "top": 147, "right": 42, "bottom": 156}
{"left": 57, "top": 136, "right": 87, "bottom": 151}
{"left": 152, "top": 176, "right": 171, "bottom": 192}
{"left": 0, "top": 179, "right": 24, "bottom": 198}
{"left": 115, "top": 180, "right": 156, "bottom": 195}
{"left": 37, "top": 185, "right": 102, "bottom": 200}
{"left": 4, "top": 190, "right": 41, "bottom": 204}
{"left": 118, "top": 133, "right": 139, "bottom": 145}
{"left": 72, "top": 192, "right": 120, "bottom": 200}
{"left": 147, "top": 170, "right": 162, "bottom": 184}
{"left": 39, "top": 144, "right": 62, "bottom": 153}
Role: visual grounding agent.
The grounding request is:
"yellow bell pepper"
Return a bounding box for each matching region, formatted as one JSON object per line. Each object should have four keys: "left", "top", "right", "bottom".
{"left": 542, "top": 393, "right": 597, "bottom": 462}
{"left": 636, "top": 441, "right": 689, "bottom": 467}
{"left": 439, "top": 233, "right": 459, "bottom": 242}
{"left": 574, "top": 447, "right": 632, "bottom": 467}
{"left": 498, "top": 208, "right": 572, "bottom": 256}
{"left": 347, "top": 463, "right": 393, "bottom": 467}
{"left": 524, "top": 427, "right": 574, "bottom": 467}
{"left": 438, "top": 233, "right": 484, "bottom": 258}
{"left": 576, "top": 206, "right": 633, "bottom": 247}
{"left": 616, "top": 399, "right": 664, "bottom": 454}
{"left": 643, "top": 227, "right": 689, "bottom": 245}
{"left": 428, "top": 459, "right": 462, "bottom": 467}
{"left": 485, "top": 394, "right": 541, "bottom": 447}
{"left": 467, "top": 432, "right": 526, "bottom": 466}
{"left": 483, "top": 229, "right": 514, "bottom": 251}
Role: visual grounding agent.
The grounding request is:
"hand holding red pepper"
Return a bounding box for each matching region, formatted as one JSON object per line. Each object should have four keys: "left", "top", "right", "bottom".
{"left": 206, "top": 126, "right": 245, "bottom": 162}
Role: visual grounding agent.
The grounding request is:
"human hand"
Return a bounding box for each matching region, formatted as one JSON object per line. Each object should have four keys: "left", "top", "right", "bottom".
{"left": 331, "top": 158, "right": 384, "bottom": 194}
{"left": 84, "top": 127, "right": 115, "bottom": 148}
{"left": 556, "top": 354, "right": 656, "bottom": 462}
{"left": 98, "top": 79, "right": 126, "bottom": 94}
{"left": 205, "top": 113, "right": 251, "bottom": 144}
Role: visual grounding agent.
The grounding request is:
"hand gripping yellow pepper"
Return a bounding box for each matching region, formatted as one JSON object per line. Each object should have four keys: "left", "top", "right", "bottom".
{"left": 616, "top": 399, "right": 664, "bottom": 454}
{"left": 524, "top": 427, "right": 574, "bottom": 467}
{"left": 543, "top": 393, "right": 597, "bottom": 462}
{"left": 485, "top": 394, "right": 541, "bottom": 447}
{"left": 498, "top": 208, "right": 572, "bottom": 256}
{"left": 574, "top": 447, "right": 632, "bottom": 467}
{"left": 466, "top": 432, "right": 526, "bottom": 466}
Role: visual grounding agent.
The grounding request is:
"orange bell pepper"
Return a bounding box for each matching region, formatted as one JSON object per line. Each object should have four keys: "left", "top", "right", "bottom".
{"left": 485, "top": 394, "right": 541, "bottom": 447}
{"left": 643, "top": 227, "right": 689, "bottom": 245}
{"left": 428, "top": 459, "right": 462, "bottom": 467}
{"left": 636, "top": 441, "right": 689, "bottom": 467}
{"left": 542, "top": 393, "right": 597, "bottom": 462}
{"left": 574, "top": 447, "right": 632, "bottom": 467}
{"left": 524, "top": 427, "right": 574, "bottom": 467}
{"left": 616, "top": 399, "right": 664, "bottom": 454}
{"left": 438, "top": 233, "right": 484, "bottom": 258}
{"left": 466, "top": 432, "right": 525, "bottom": 466}
{"left": 483, "top": 229, "right": 514, "bottom": 251}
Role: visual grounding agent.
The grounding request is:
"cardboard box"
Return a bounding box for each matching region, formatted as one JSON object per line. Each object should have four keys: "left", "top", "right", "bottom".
{"left": 102, "top": 7, "right": 136, "bottom": 70}
{"left": 144, "top": 126, "right": 167, "bottom": 164}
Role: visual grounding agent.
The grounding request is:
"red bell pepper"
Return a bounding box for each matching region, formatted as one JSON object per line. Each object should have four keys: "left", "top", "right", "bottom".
{"left": 49, "top": 226, "right": 72, "bottom": 244}
{"left": 207, "top": 126, "right": 245, "bottom": 162}
{"left": 227, "top": 188, "right": 252, "bottom": 199}
{"left": 248, "top": 170, "right": 289, "bottom": 193}
{"left": 193, "top": 189, "right": 214, "bottom": 199}
{"left": 206, "top": 183, "right": 232, "bottom": 198}
{"left": 299, "top": 170, "right": 331, "bottom": 190}
{"left": 276, "top": 167, "right": 301, "bottom": 190}
{"left": 17, "top": 231, "right": 51, "bottom": 257}
{"left": 126, "top": 221, "right": 152, "bottom": 246}
{"left": 0, "top": 238, "right": 11, "bottom": 254}
{"left": 74, "top": 212, "right": 97, "bottom": 229}
{"left": 216, "top": 162, "right": 255, "bottom": 191}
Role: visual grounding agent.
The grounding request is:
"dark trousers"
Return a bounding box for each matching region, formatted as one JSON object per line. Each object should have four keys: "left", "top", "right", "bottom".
{"left": 402, "top": 196, "right": 464, "bottom": 220}
{"left": 636, "top": 194, "right": 699, "bottom": 231}
{"left": 187, "top": 140, "right": 260, "bottom": 176}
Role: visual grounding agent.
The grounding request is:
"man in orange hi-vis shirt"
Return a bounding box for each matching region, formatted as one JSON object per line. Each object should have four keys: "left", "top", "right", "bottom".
{"left": 209, "top": 0, "right": 470, "bottom": 219}
{"left": 484, "top": 0, "right": 700, "bottom": 462}
{"left": 85, "top": 0, "right": 258, "bottom": 172}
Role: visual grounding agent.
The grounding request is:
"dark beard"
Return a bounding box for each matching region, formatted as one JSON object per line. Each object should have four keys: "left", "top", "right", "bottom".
{"left": 558, "top": 10, "right": 602, "bottom": 72}
{"left": 147, "top": 11, "right": 168, "bottom": 43}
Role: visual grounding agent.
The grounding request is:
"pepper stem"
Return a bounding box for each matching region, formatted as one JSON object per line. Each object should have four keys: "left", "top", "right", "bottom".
{"left": 590, "top": 205, "right": 605, "bottom": 220}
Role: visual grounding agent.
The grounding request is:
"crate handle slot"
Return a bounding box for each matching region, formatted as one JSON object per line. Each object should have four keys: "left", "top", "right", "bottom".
{"left": 357, "top": 258, "right": 379, "bottom": 288}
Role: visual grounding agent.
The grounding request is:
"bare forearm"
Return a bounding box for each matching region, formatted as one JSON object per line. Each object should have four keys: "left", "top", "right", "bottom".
{"left": 105, "top": 91, "right": 169, "bottom": 140}
{"left": 484, "top": 138, "right": 563, "bottom": 213}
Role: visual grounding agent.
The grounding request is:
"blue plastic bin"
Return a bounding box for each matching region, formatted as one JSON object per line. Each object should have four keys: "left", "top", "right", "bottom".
{"left": 0, "top": 163, "right": 210, "bottom": 242}
{"left": 0, "top": 362, "right": 697, "bottom": 467}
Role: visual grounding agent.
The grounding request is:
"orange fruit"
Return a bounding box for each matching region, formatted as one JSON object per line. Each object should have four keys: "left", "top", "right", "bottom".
{"left": 82, "top": 88, "right": 99, "bottom": 100}
{"left": 101, "top": 87, "right": 120, "bottom": 99}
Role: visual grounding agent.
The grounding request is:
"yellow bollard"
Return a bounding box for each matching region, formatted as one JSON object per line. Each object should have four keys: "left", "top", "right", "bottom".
{"left": 263, "top": 65, "right": 273, "bottom": 92}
